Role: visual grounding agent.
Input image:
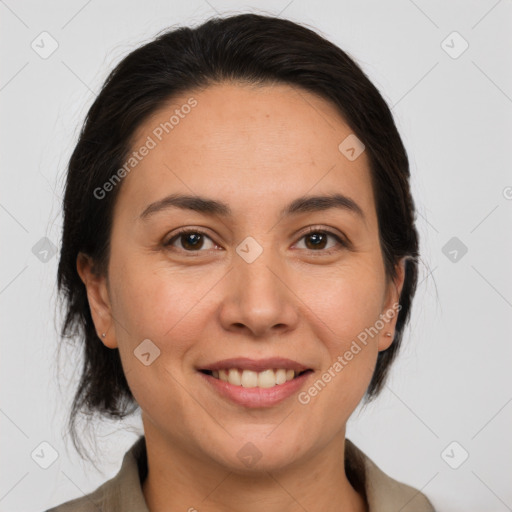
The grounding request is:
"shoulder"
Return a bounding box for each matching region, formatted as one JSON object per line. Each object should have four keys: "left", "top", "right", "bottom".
{"left": 345, "top": 439, "right": 436, "bottom": 512}
{"left": 44, "top": 436, "right": 149, "bottom": 512}
{"left": 44, "top": 483, "right": 106, "bottom": 512}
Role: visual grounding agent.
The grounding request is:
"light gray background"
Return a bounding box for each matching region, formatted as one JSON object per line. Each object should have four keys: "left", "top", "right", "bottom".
{"left": 1, "top": 1, "right": 511, "bottom": 511}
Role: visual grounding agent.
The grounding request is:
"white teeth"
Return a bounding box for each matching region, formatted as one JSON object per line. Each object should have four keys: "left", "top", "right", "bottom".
{"left": 275, "top": 368, "right": 287, "bottom": 385}
{"left": 258, "top": 369, "right": 276, "bottom": 388}
{"left": 241, "top": 370, "right": 258, "bottom": 388}
{"left": 228, "top": 368, "right": 241, "bottom": 386}
{"left": 210, "top": 368, "right": 301, "bottom": 388}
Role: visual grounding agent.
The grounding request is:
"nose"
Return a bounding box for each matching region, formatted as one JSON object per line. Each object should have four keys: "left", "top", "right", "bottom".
{"left": 218, "top": 246, "right": 300, "bottom": 339}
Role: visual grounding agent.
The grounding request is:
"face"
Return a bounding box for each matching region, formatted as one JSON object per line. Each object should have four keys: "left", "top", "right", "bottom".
{"left": 79, "top": 82, "right": 405, "bottom": 472}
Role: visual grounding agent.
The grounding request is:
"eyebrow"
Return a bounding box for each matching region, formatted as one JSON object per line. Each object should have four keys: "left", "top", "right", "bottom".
{"left": 139, "top": 192, "right": 365, "bottom": 222}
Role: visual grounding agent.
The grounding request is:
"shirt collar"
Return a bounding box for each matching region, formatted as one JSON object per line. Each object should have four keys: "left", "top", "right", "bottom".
{"left": 85, "top": 435, "right": 433, "bottom": 512}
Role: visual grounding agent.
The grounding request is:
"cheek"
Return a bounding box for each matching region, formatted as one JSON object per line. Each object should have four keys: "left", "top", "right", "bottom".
{"left": 301, "top": 260, "right": 386, "bottom": 345}
{"left": 109, "top": 253, "right": 209, "bottom": 340}
{"left": 107, "top": 259, "right": 206, "bottom": 416}
{"left": 294, "top": 262, "right": 385, "bottom": 406}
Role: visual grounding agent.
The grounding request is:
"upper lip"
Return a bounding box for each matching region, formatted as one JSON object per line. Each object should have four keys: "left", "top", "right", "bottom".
{"left": 198, "top": 357, "right": 311, "bottom": 373}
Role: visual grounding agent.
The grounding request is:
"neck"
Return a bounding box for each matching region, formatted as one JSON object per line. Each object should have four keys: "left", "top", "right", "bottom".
{"left": 141, "top": 424, "right": 368, "bottom": 512}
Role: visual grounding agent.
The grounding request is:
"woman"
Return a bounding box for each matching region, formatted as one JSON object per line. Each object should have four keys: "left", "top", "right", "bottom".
{"left": 47, "top": 13, "right": 435, "bottom": 512}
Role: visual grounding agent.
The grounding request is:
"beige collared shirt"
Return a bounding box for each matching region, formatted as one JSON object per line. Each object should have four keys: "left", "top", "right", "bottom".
{"left": 46, "top": 436, "right": 435, "bottom": 511}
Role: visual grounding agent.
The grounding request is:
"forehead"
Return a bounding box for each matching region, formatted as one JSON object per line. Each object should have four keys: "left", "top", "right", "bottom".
{"left": 119, "top": 82, "right": 375, "bottom": 221}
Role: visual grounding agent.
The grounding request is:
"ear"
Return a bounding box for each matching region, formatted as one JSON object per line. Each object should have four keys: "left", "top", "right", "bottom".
{"left": 378, "top": 256, "right": 407, "bottom": 352}
{"left": 76, "top": 252, "right": 117, "bottom": 349}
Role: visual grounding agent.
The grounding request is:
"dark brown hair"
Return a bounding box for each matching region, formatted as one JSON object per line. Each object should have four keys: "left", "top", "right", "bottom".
{"left": 57, "top": 13, "right": 419, "bottom": 484}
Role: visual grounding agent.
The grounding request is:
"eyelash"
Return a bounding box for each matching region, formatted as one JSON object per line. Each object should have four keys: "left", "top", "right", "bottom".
{"left": 163, "top": 226, "right": 348, "bottom": 255}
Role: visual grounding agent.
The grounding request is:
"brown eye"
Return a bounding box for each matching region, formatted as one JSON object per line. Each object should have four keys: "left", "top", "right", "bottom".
{"left": 295, "top": 228, "right": 347, "bottom": 253}
{"left": 165, "top": 229, "right": 217, "bottom": 252}
{"left": 304, "top": 232, "right": 329, "bottom": 250}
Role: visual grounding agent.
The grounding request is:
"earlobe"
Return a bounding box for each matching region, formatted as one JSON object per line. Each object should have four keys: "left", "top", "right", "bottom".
{"left": 76, "top": 253, "right": 117, "bottom": 349}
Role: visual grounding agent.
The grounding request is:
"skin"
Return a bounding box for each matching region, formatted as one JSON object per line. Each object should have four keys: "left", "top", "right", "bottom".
{"left": 78, "top": 82, "right": 405, "bottom": 512}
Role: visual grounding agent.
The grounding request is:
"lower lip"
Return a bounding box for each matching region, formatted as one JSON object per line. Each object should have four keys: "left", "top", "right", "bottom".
{"left": 198, "top": 371, "right": 313, "bottom": 408}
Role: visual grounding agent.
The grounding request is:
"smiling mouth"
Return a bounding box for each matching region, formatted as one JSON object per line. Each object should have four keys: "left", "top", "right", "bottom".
{"left": 199, "top": 368, "right": 313, "bottom": 388}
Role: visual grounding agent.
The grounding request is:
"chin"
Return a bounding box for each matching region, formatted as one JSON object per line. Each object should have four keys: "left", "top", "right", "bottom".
{"left": 206, "top": 431, "right": 308, "bottom": 474}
